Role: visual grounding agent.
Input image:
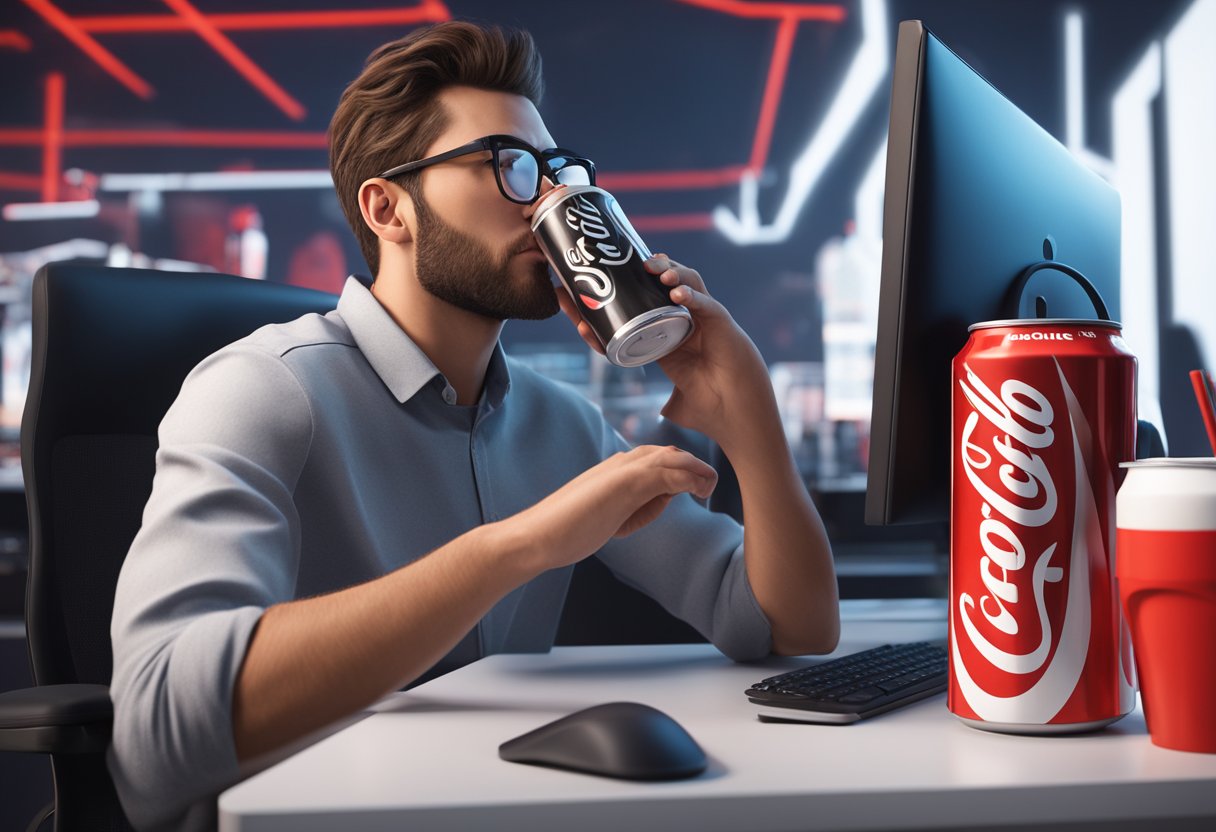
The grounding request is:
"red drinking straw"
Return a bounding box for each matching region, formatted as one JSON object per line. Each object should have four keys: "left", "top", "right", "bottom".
{"left": 1190, "top": 369, "right": 1216, "bottom": 456}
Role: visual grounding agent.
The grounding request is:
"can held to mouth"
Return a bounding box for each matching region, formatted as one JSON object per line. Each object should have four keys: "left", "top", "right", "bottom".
{"left": 531, "top": 185, "right": 692, "bottom": 367}
{"left": 949, "top": 318, "right": 1138, "bottom": 734}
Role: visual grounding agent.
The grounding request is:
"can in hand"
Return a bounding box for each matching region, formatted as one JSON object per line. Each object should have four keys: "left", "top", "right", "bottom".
{"left": 531, "top": 185, "right": 692, "bottom": 367}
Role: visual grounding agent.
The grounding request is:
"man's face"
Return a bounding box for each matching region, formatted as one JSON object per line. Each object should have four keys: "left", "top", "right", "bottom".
{"left": 412, "top": 187, "right": 557, "bottom": 320}
{"left": 407, "top": 86, "right": 560, "bottom": 321}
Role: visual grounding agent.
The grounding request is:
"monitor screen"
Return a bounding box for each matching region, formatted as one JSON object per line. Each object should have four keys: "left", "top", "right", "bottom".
{"left": 865, "top": 20, "right": 1121, "bottom": 528}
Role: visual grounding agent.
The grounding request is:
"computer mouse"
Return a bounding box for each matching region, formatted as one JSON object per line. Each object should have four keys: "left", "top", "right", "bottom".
{"left": 498, "top": 701, "right": 708, "bottom": 781}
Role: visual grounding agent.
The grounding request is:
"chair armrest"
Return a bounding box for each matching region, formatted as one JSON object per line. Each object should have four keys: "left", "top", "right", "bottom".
{"left": 0, "top": 683, "right": 113, "bottom": 754}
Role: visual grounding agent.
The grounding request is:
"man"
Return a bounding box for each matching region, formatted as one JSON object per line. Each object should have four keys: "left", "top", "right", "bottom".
{"left": 108, "top": 20, "right": 838, "bottom": 830}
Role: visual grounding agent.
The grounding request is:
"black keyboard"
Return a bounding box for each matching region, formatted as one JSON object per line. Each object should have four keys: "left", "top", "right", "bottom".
{"left": 746, "top": 641, "right": 948, "bottom": 724}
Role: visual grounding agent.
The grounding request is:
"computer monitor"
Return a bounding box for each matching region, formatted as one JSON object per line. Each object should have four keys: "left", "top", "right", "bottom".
{"left": 865, "top": 20, "right": 1121, "bottom": 527}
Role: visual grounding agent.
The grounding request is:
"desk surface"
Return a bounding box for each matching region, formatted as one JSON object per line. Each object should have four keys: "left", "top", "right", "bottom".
{"left": 219, "top": 611, "right": 1216, "bottom": 831}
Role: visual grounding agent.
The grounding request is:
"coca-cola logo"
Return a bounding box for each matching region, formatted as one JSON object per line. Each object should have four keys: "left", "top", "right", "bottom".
{"left": 562, "top": 195, "right": 632, "bottom": 310}
{"left": 952, "top": 360, "right": 1094, "bottom": 723}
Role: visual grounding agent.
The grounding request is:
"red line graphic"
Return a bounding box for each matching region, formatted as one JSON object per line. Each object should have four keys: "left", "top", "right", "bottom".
{"left": 629, "top": 213, "right": 717, "bottom": 232}
{"left": 43, "top": 73, "right": 64, "bottom": 202}
{"left": 0, "top": 172, "right": 42, "bottom": 191}
{"left": 0, "top": 30, "right": 33, "bottom": 51}
{"left": 599, "top": 166, "right": 749, "bottom": 192}
{"left": 74, "top": 5, "right": 452, "bottom": 34}
{"left": 0, "top": 129, "right": 329, "bottom": 149}
{"left": 66, "top": 130, "right": 329, "bottom": 149}
{"left": 750, "top": 16, "right": 799, "bottom": 173}
{"left": 603, "top": 1, "right": 845, "bottom": 197}
{"left": 3, "top": 0, "right": 843, "bottom": 237}
{"left": 0, "top": 131, "right": 43, "bottom": 146}
{"left": 160, "top": 0, "right": 306, "bottom": 121}
{"left": 674, "top": 0, "right": 845, "bottom": 21}
{"left": 19, "top": 3, "right": 449, "bottom": 114}
{"left": 20, "top": 0, "right": 154, "bottom": 99}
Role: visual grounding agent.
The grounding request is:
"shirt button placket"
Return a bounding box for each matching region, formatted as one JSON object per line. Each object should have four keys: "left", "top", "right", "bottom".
{"left": 470, "top": 425, "right": 496, "bottom": 523}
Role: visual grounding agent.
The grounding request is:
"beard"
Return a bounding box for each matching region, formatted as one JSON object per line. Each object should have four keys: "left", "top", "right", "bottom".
{"left": 412, "top": 193, "right": 559, "bottom": 321}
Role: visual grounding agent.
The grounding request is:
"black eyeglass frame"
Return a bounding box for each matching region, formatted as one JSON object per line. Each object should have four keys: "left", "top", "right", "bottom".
{"left": 375, "top": 134, "right": 597, "bottom": 205}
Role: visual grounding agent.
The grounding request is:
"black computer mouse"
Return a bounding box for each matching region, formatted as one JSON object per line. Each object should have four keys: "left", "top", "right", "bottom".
{"left": 498, "top": 701, "right": 708, "bottom": 781}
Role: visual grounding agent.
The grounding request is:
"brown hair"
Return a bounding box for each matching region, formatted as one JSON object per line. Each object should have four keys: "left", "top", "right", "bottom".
{"left": 328, "top": 21, "right": 545, "bottom": 275}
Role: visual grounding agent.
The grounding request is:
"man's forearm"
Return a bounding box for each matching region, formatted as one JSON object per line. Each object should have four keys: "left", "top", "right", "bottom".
{"left": 231, "top": 521, "right": 534, "bottom": 762}
{"left": 718, "top": 395, "right": 839, "bottom": 656}
{"left": 230, "top": 441, "right": 721, "bottom": 764}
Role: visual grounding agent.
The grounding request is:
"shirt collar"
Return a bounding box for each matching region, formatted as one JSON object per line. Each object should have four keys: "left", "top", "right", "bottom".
{"left": 337, "top": 277, "right": 512, "bottom": 408}
{"left": 481, "top": 339, "right": 512, "bottom": 410}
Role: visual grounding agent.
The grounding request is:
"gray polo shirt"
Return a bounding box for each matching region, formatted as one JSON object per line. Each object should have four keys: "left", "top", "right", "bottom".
{"left": 108, "top": 277, "right": 771, "bottom": 830}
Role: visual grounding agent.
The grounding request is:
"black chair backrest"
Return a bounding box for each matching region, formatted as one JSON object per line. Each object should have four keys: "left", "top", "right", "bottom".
{"left": 21, "top": 263, "right": 338, "bottom": 687}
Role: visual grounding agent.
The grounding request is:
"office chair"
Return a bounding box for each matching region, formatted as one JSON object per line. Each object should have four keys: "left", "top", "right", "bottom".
{"left": 0, "top": 263, "right": 337, "bottom": 832}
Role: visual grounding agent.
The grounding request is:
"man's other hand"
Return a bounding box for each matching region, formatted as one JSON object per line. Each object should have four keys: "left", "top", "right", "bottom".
{"left": 502, "top": 445, "right": 717, "bottom": 576}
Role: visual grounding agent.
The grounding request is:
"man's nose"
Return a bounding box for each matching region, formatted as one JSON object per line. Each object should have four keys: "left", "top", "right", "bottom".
{"left": 522, "top": 176, "right": 560, "bottom": 220}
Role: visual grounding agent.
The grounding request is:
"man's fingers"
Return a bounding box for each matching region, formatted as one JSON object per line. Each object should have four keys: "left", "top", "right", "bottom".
{"left": 645, "top": 254, "right": 708, "bottom": 294}
{"left": 554, "top": 286, "right": 606, "bottom": 354}
{"left": 668, "top": 283, "right": 725, "bottom": 320}
{"left": 577, "top": 321, "right": 604, "bottom": 354}
{"left": 661, "top": 466, "right": 716, "bottom": 501}
{"left": 626, "top": 445, "right": 717, "bottom": 500}
{"left": 554, "top": 284, "right": 580, "bottom": 325}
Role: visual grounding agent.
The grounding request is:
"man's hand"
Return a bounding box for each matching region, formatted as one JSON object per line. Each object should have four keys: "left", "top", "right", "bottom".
{"left": 556, "top": 254, "right": 839, "bottom": 656}
{"left": 555, "top": 255, "right": 774, "bottom": 448}
{"left": 505, "top": 445, "right": 717, "bottom": 576}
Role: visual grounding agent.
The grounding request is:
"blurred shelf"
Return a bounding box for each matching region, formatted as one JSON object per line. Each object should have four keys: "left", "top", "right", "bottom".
{"left": 0, "top": 467, "right": 21, "bottom": 493}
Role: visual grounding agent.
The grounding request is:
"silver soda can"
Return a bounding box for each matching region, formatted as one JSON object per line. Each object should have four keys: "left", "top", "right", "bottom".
{"left": 531, "top": 185, "right": 693, "bottom": 367}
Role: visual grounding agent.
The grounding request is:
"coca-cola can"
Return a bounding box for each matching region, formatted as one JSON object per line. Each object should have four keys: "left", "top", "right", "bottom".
{"left": 532, "top": 185, "right": 692, "bottom": 367}
{"left": 950, "top": 318, "right": 1138, "bottom": 733}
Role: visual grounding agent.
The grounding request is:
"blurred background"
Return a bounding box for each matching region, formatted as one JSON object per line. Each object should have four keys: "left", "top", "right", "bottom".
{"left": 2, "top": 0, "right": 1214, "bottom": 484}
{"left": 1, "top": 0, "right": 1214, "bottom": 817}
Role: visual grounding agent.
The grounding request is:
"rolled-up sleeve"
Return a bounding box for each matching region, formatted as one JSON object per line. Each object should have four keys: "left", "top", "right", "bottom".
{"left": 592, "top": 423, "right": 773, "bottom": 662}
{"left": 108, "top": 344, "right": 313, "bottom": 831}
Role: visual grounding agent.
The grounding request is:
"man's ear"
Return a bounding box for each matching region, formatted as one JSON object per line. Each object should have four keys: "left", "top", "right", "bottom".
{"left": 358, "top": 178, "right": 414, "bottom": 246}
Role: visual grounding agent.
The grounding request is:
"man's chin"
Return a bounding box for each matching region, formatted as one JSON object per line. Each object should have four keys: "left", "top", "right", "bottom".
{"left": 508, "top": 295, "right": 561, "bottom": 321}
{"left": 502, "top": 264, "right": 561, "bottom": 320}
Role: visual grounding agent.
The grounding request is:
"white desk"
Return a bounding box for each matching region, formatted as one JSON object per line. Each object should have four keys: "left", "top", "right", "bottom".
{"left": 219, "top": 608, "right": 1216, "bottom": 831}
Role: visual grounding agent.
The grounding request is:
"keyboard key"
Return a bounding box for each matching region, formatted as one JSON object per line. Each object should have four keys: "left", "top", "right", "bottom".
{"left": 878, "top": 671, "right": 930, "bottom": 693}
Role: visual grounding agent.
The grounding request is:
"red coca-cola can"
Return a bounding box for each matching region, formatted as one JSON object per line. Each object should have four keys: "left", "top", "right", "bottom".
{"left": 950, "top": 318, "right": 1138, "bottom": 733}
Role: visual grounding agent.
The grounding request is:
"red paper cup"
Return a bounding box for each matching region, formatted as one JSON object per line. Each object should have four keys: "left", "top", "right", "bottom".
{"left": 1116, "top": 458, "right": 1216, "bottom": 753}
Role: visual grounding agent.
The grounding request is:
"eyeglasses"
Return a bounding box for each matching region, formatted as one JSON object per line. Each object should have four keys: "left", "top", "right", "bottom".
{"left": 376, "top": 134, "right": 596, "bottom": 205}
